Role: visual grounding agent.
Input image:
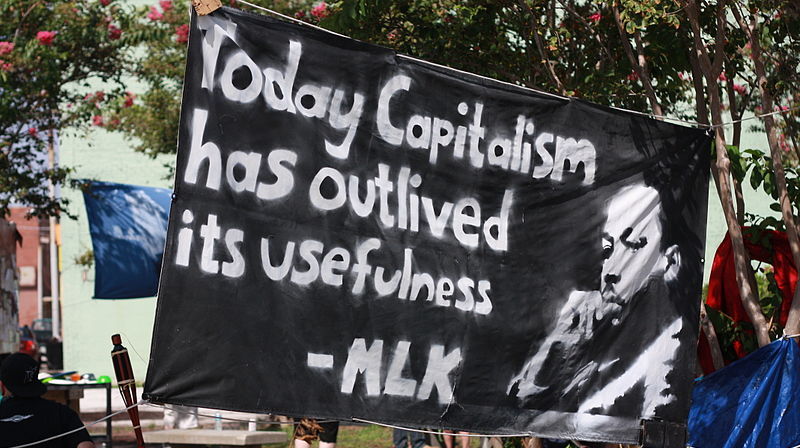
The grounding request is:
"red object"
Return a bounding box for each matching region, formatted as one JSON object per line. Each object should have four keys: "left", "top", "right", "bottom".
{"left": 107, "top": 24, "right": 122, "bottom": 40}
{"left": 707, "top": 230, "right": 797, "bottom": 327}
{"left": 700, "top": 229, "right": 798, "bottom": 373}
{"left": 36, "top": 31, "right": 57, "bottom": 46}
{"left": 696, "top": 332, "right": 716, "bottom": 374}
{"left": 19, "top": 339, "right": 36, "bottom": 357}
{"left": 111, "top": 334, "right": 145, "bottom": 448}
{"left": 175, "top": 24, "right": 189, "bottom": 44}
{"left": 18, "top": 326, "right": 39, "bottom": 360}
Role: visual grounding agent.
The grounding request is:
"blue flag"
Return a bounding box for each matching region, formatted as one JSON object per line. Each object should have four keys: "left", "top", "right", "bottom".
{"left": 82, "top": 181, "right": 171, "bottom": 299}
{"left": 688, "top": 338, "right": 800, "bottom": 448}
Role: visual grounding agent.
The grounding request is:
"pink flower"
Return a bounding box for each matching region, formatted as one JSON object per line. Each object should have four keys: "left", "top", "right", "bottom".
{"left": 781, "top": 105, "right": 790, "bottom": 111}
{"left": 36, "top": 31, "right": 57, "bottom": 46}
{"left": 27, "top": 127, "right": 38, "bottom": 137}
{"left": 386, "top": 31, "right": 397, "bottom": 42}
{"left": 588, "top": 13, "right": 601, "bottom": 23}
{"left": 123, "top": 91, "right": 136, "bottom": 108}
{"left": 626, "top": 71, "right": 639, "bottom": 81}
{"left": 159, "top": 0, "right": 173, "bottom": 11}
{"left": 0, "top": 61, "right": 12, "bottom": 72}
{"left": 175, "top": 24, "right": 189, "bottom": 44}
{"left": 100, "top": 0, "right": 111, "bottom": 6}
{"left": 92, "top": 115, "right": 105, "bottom": 127}
{"left": 0, "top": 41, "right": 14, "bottom": 55}
{"left": 718, "top": 72, "right": 727, "bottom": 82}
{"left": 94, "top": 91, "right": 105, "bottom": 101}
{"left": 310, "top": 2, "right": 329, "bottom": 19}
{"left": 107, "top": 24, "right": 122, "bottom": 40}
{"left": 733, "top": 83, "right": 747, "bottom": 94}
{"left": 147, "top": 6, "right": 163, "bottom": 21}
{"left": 294, "top": 10, "right": 306, "bottom": 19}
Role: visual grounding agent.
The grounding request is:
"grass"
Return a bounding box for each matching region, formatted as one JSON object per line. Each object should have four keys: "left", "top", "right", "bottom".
{"left": 274, "top": 424, "right": 392, "bottom": 448}
{"left": 275, "top": 424, "right": 490, "bottom": 448}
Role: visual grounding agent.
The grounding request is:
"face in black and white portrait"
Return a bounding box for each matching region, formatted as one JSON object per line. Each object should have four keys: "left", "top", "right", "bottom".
{"left": 600, "top": 184, "right": 679, "bottom": 307}
{"left": 508, "top": 182, "right": 684, "bottom": 409}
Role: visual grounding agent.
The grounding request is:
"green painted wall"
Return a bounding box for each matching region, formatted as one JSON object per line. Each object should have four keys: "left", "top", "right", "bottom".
{"left": 703, "top": 123, "right": 777, "bottom": 283}
{"left": 59, "top": 0, "right": 165, "bottom": 380}
{"left": 60, "top": 127, "right": 172, "bottom": 379}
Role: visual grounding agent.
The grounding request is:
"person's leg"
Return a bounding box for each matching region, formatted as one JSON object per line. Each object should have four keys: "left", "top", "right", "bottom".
{"left": 393, "top": 429, "right": 409, "bottom": 448}
{"left": 408, "top": 430, "right": 427, "bottom": 448}
{"left": 444, "top": 431, "right": 455, "bottom": 448}
{"left": 457, "top": 432, "right": 470, "bottom": 448}
{"left": 294, "top": 439, "right": 311, "bottom": 448}
{"left": 318, "top": 421, "right": 339, "bottom": 448}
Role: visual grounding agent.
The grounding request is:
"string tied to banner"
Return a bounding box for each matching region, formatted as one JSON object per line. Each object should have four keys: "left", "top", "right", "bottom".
{"left": 781, "top": 331, "right": 800, "bottom": 341}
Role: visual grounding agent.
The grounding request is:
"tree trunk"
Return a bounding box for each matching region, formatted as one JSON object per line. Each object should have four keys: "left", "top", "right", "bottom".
{"left": 683, "top": 0, "right": 771, "bottom": 346}
{"left": 699, "top": 302, "right": 725, "bottom": 370}
{"left": 741, "top": 12, "right": 800, "bottom": 336}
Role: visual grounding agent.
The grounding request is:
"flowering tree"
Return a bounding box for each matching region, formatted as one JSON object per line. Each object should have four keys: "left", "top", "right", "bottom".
{"left": 95, "top": 0, "right": 314, "bottom": 160}
{"left": 0, "top": 0, "right": 134, "bottom": 217}
{"left": 104, "top": 0, "right": 799, "bottom": 358}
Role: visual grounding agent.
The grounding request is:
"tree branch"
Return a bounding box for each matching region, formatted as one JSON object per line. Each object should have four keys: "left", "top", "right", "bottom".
{"left": 612, "top": 2, "right": 663, "bottom": 116}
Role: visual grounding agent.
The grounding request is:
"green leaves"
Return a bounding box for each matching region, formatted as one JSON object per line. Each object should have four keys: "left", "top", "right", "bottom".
{"left": 0, "top": 0, "right": 137, "bottom": 217}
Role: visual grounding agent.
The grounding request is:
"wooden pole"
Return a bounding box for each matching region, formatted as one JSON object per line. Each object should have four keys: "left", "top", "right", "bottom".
{"left": 111, "top": 334, "right": 145, "bottom": 448}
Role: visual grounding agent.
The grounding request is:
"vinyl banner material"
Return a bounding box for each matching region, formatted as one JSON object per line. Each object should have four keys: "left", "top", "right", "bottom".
{"left": 144, "top": 7, "right": 710, "bottom": 445}
{"left": 82, "top": 181, "right": 171, "bottom": 299}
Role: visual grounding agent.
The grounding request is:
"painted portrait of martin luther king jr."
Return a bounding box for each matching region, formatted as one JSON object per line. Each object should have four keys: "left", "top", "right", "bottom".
{"left": 508, "top": 176, "right": 703, "bottom": 422}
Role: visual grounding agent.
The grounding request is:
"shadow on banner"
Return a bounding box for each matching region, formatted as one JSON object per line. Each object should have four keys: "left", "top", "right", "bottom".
{"left": 688, "top": 337, "right": 800, "bottom": 448}
{"left": 81, "top": 181, "right": 171, "bottom": 299}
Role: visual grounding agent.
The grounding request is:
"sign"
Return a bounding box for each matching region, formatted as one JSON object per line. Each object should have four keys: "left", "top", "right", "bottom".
{"left": 144, "top": 7, "right": 711, "bottom": 444}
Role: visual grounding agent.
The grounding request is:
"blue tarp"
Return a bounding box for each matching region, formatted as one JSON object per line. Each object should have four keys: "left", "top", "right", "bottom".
{"left": 688, "top": 338, "right": 800, "bottom": 448}
{"left": 82, "top": 181, "right": 171, "bottom": 299}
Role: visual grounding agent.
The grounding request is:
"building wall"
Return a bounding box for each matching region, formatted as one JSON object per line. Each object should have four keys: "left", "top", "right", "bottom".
{"left": 8, "top": 207, "right": 47, "bottom": 328}
{"left": 60, "top": 127, "right": 172, "bottom": 378}
{"left": 703, "top": 125, "right": 777, "bottom": 283}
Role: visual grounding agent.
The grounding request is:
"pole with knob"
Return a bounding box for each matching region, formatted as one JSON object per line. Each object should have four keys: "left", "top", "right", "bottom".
{"left": 111, "top": 334, "right": 145, "bottom": 448}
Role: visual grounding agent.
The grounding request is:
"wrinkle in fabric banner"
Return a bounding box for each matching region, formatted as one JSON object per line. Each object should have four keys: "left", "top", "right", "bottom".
{"left": 144, "top": 7, "right": 710, "bottom": 444}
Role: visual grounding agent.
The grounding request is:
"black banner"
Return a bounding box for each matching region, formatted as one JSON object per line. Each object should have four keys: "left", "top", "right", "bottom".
{"left": 144, "top": 7, "right": 710, "bottom": 444}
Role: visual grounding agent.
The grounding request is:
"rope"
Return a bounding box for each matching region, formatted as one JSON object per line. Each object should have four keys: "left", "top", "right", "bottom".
{"left": 7, "top": 400, "right": 145, "bottom": 448}
{"left": 234, "top": 0, "right": 799, "bottom": 131}
{"left": 145, "top": 403, "right": 523, "bottom": 437}
{"left": 143, "top": 402, "right": 337, "bottom": 425}
{"left": 708, "top": 105, "right": 800, "bottom": 129}
{"left": 352, "top": 417, "right": 531, "bottom": 438}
